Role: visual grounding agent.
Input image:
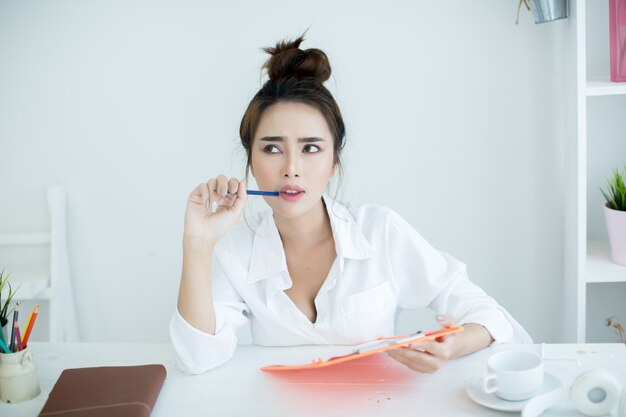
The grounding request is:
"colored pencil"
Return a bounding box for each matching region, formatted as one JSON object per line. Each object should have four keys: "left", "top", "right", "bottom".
{"left": 0, "top": 336, "right": 9, "bottom": 354}
{"left": 22, "top": 304, "right": 39, "bottom": 347}
{"left": 9, "top": 304, "right": 18, "bottom": 352}
{"left": 23, "top": 309, "right": 33, "bottom": 341}
{"left": 14, "top": 325, "right": 22, "bottom": 351}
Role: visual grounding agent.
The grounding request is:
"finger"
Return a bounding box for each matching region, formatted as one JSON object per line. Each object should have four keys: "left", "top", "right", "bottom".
{"left": 216, "top": 175, "right": 228, "bottom": 197}
{"left": 199, "top": 183, "right": 210, "bottom": 209}
{"left": 398, "top": 347, "right": 445, "bottom": 371}
{"left": 188, "top": 183, "right": 206, "bottom": 206}
{"left": 387, "top": 351, "right": 427, "bottom": 372}
{"left": 228, "top": 177, "right": 239, "bottom": 194}
{"left": 387, "top": 349, "right": 441, "bottom": 374}
{"left": 219, "top": 177, "right": 240, "bottom": 208}
{"left": 207, "top": 178, "right": 218, "bottom": 210}
{"left": 231, "top": 179, "right": 247, "bottom": 213}
{"left": 410, "top": 339, "right": 451, "bottom": 361}
{"left": 436, "top": 314, "right": 455, "bottom": 328}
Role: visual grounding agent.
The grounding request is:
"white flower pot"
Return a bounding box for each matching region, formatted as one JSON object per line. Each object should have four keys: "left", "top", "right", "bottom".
{"left": 0, "top": 347, "right": 41, "bottom": 403}
{"left": 604, "top": 204, "right": 626, "bottom": 266}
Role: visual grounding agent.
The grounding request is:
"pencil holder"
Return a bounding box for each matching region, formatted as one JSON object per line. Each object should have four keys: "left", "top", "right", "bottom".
{"left": 0, "top": 347, "right": 41, "bottom": 403}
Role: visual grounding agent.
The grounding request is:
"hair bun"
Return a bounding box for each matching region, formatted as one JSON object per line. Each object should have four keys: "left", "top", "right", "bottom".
{"left": 261, "top": 32, "right": 331, "bottom": 84}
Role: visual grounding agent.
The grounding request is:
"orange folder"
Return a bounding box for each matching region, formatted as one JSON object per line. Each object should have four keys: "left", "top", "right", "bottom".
{"left": 261, "top": 325, "right": 464, "bottom": 371}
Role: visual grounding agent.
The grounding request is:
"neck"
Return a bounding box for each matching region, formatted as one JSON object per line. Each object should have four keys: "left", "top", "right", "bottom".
{"left": 274, "top": 197, "right": 333, "bottom": 251}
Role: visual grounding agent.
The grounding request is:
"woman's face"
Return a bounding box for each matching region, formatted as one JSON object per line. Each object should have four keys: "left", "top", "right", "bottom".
{"left": 250, "top": 101, "right": 336, "bottom": 219}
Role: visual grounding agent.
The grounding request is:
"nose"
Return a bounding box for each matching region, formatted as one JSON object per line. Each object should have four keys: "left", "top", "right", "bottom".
{"left": 282, "top": 150, "right": 300, "bottom": 178}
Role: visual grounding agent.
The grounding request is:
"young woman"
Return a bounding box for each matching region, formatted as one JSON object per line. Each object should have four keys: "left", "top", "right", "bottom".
{"left": 170, "top": 33, "right": 531, "bottom": 375}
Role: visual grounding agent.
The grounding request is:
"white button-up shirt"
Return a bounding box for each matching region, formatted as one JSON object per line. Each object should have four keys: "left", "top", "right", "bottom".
{"left": 170, "top": 195, "right": 532, "bottom": 374}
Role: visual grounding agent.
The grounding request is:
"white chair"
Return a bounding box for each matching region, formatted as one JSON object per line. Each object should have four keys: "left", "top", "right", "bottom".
{"left": 0, "top": 185, "right": 79, "bottom": 342}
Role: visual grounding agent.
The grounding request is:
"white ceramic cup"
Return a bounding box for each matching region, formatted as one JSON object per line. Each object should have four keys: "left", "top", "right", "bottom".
{"left": 480, "top": 351, "right": 544, "bottom": 401}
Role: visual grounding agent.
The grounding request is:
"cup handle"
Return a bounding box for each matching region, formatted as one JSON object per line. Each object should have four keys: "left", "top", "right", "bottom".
{"left": 480, "top": 372, "right": 498, "bottom": 394}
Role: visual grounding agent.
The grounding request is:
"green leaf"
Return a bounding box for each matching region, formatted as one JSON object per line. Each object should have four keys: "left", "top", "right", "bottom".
{"left": 0, "top": 277, "right": 20, "bottom": 325}
{"left": 600, "top": 167, "right": 626, "bottom": 211}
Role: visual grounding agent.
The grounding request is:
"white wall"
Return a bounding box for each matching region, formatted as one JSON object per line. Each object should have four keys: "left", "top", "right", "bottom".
{"left": 0, "top": 0, "right": 567, "bottom": 343}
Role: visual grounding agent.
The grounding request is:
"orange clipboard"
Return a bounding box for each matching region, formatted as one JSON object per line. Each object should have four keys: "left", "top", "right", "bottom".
{"left": 261, "top": 325, "right": 464, "bottom": 371}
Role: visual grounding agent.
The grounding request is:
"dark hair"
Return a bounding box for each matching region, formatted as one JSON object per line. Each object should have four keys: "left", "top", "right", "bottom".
{"left": 239, "top": 31, "right": 346, "bottom": 184}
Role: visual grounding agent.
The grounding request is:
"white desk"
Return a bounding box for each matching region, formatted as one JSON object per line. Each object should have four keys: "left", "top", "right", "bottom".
{"left": 1, "top": 343, "right": 625, "bottom": 417}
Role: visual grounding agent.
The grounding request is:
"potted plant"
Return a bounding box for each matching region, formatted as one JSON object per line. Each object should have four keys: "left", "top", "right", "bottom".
{"left": 606, "top": 316, "right": 625, "bottom": 344}
{"left": 516, "top": 0, "right": 568, "bottom": 24}
{"left": 600, "top": 166, "right": 626, "bottom": 266}
{"left": 0, "top": 268, "right": 18, "bottom": 345}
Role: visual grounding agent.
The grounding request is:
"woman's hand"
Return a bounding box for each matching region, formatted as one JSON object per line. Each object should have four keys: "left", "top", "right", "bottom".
{"left": 183, "top": 175, "right": 247, "bottom": 245}
{"left": 387, "top": 315, "right": 457, "bottom": 374}
{"left": 387, "top": 315, "right": 495, "bottom": 374}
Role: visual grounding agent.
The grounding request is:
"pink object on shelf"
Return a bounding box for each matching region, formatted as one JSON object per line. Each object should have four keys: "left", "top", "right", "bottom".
{"left": 604, "top": 205, "right": 626, "bottom": 266}
{"left": 609, "top": 0, "right": 626, "bottom": 82}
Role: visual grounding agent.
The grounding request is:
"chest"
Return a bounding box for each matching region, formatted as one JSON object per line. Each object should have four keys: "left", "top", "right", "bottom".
{"left": 283, "top": 242, "right": 337, "bottom": 323}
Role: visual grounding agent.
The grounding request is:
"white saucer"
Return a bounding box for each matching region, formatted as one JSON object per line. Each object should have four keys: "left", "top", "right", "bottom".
{"left": 465, "top": 371, "right": 563, "bottom": 412}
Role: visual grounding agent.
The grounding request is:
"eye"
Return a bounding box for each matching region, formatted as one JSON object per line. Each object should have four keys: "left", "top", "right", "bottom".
{"left": 263, "top": 145, "right": 281, "bottom": 154}
{"left": 303, "top": 144, "right": 320, "bottom": 153}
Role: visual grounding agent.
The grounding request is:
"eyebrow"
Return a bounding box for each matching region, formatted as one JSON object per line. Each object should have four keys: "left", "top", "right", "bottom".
{"left": 258, "top": 136, "right": 326, "bottom": 143}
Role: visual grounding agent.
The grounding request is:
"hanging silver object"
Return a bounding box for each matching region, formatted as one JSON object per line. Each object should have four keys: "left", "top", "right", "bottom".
{"left": 530, "top": 0, "right": 568, "bottom": 24}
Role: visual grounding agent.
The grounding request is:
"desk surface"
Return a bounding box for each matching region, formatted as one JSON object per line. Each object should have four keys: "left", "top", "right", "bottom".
{"left": 1, "top": 343, "right": 625, "bottom": 417}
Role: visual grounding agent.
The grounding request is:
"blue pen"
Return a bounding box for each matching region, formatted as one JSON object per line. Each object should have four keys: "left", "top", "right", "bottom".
{"left": 211, "top": 189, "right": 279, "bottom": 197}
{"left": 246, "top": 190, "right": 279, "bottom": 196}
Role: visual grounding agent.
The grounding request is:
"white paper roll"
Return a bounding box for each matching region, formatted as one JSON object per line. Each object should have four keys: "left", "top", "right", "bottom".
{"left": 521, "top": 386, "right": 567, "bottom": 417}
{"left": 570, "top": 371, "right": 621, "bottom": 417}
{"left": 522, "top": 370, "right": 623, "bottom": 417}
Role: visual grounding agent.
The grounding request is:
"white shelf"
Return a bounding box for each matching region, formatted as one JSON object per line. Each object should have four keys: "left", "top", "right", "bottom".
{"left": 564, "top": 0, "right": 626, "bottom": 342}
{"left": 586, "top": 79, "right": 626, "bottom": 96}
{"left": 3, "top": 265, "right": 51, "bottom": 299}
{"left": 586, "top": 240, "right": 626, "bottom": 283}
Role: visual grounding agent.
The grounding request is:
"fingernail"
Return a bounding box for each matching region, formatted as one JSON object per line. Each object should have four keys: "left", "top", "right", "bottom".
{"left": 204, "top": 199, "right": 208, "bottom": 209}
{"left": 436, "top": 314, "right": 446, "bottom": 321}
{"left": 211, "top": 201, "right": 218, "bottom": 213}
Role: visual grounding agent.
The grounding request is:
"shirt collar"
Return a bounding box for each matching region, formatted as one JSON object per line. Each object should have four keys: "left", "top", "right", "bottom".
{"left": 247, "top": 194, "right": 375, "bottom": 283}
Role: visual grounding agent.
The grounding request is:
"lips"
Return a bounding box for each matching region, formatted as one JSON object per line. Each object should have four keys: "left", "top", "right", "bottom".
{"left": 279, "top": 184, "right": 305, "bottom": 201}
{"left": 279, "top": 184, "right": 305, "bottom": 195}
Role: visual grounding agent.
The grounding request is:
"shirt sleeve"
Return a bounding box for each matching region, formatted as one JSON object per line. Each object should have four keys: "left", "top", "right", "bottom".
{"left": 169, "top": 236, "right": 251, "bottom": 374}
{"left": 385, "top": 209, "right": 532, "bottom": 345}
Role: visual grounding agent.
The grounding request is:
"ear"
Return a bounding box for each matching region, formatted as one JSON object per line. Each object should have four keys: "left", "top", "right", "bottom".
{"left": 330, "top": 163, "right": 337, "bottom": 177}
